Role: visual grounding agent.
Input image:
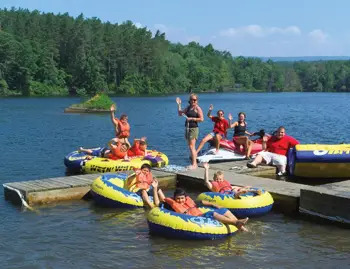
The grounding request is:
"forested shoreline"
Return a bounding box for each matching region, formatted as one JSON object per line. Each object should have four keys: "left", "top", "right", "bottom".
{"left": 1, "top": 8, "right": 350, "bottom": 97}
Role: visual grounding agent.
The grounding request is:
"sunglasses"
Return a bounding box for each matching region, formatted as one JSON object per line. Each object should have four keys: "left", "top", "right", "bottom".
{"left": 190, "top": 99, "right": 197, "bottom": 102}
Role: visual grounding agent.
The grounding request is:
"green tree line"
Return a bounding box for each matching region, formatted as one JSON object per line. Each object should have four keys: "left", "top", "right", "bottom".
{"left": 1, "top": 8, "right": 350, "bottom": 96}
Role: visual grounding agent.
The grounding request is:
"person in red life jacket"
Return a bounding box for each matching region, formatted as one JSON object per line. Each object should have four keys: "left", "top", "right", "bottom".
{"left": 196, "top": 104, "right": 229, "bottom": 154}
{"left": 106, "top": 138, "right": 129, "bottom": 160}
{"left": 154, "top": 188, "right": 249, "bottom": 231}
{"left": 228, "top": 112, "right": 254, "bottom": 159}
{"left": 110, "top": 104, "right": 131, "bottom": 148}
{"left": 203, "top": 163, "right": 260, "bottom": 198}
{"left": 127, "top": 137, "right": 147, "bottom": 157}
{"left": 128, "top": 164, "right": 156, "bottom": 208}
{"left": 247, "top": 126, "right": 299, "bottom": 176}
{"left": 176, "top": 94, "right": 204, "bottom": 170}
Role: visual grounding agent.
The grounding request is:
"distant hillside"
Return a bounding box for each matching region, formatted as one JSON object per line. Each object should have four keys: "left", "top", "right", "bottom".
{"left": 260, "top": 56, "right": 350, "bottom": 62}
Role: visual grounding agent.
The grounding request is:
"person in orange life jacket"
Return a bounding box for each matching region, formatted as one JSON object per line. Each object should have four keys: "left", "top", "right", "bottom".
{"left": 196, "top": 105, "right": 229, "bottom": 154}
{"left": 106, "top": 138, "right": 129, "bottom": 160}
{"left": 128, "top": 164, "right": 156, "bottom": 208}
{"left": 78, "top": 138, "right": 129, "bottom": 160}
{"left": 247, "top": 126, "right": 299, "bottom": 175}
{"left": 110, "top": 104, "right": 131, "bottom": 148}
{"left": 176, "top": 94, "right": 204, "bottom": 170}
{"left": 126, "top": 137, "right": 148, "bottom": 157}
{"left": 203, "top": 163, "right": 260, "bottom": 198}
{"left": 228, "top": 112, "right": 254, "bottom": 159}
{"left": 154, "top": 188, "right": 249, "bottom": 231}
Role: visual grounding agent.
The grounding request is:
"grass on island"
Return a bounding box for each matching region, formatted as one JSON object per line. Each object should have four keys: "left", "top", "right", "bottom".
{"left": 71, "top": 93, "right": 115, "bottom": 110}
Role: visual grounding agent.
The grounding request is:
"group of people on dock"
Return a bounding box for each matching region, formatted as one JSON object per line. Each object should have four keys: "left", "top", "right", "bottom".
{"left": 176, "top": 94, "right": 299, "bottom": 175}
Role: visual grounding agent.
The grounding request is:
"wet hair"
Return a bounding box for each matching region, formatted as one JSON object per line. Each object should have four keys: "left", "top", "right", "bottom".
{"left": 141, "top": 163, "right": 151, "bottom": 171}
{"left": 217, "top": 110, "right": 224, "bottom": 115}
{"left": 213, "top": 171, "right": 224, "bottom": 180}
{"left": 238, "top": 112, "right": 246, "bottom": 118}
{"left": 174, "top": 188, "right": 186, "bottom": 198}
{"left": 120, "top": 114, "right": 128, "bottom": 120}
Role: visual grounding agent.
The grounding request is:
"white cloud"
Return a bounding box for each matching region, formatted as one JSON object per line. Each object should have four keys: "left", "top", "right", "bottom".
{"left": 308, "top": 29, "right": 328, "bottom": 43}
{"left": 134, "top": 22, "right": 143, "bottom": 29}
{"left": 153, "top": 23, "right": 200, "bottom": 44}
{"left": 220, "top": 25, "right": 301, "bottom": 38}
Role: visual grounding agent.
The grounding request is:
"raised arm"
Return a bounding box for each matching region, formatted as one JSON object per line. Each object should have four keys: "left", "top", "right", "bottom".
{"left": 110, "top": 104, "right": 119, "bottom": 127}
{"left": 228, "top": 113, "right": 237, "bottom": 129}
{"left": 203, "top": 163, "right": 213, "bottom": 190}
{"left": 151, "top": 179, "right": 160, "bottom": 207}
{"left": 176, "top": 97, "right": 186, "bottom": 116}
{"left": 207, "top": 104, "right": 214, "bottom": 119}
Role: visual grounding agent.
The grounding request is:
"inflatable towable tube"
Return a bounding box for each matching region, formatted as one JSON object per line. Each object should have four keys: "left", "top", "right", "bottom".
{"left": 147, "top": 207, "right": 238, "bottom": 240}
{"left": 197, "top": 190, "right": 274, "bottom": 218}
{"left": 91, "top": 173, "right": 154, "bottom": 208}
{"left": 288, "top": 144, "right": 350, "bottom": 178}
{"left": 64, "top": 147, "right": 168, "bottom": 174}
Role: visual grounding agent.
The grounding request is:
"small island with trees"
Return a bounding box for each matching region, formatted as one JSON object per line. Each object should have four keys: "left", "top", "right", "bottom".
{"left": 64, "top": 93, "right": 115, "bottom": 113}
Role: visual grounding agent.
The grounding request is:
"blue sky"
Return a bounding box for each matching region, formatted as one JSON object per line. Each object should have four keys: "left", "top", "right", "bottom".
{"left": 2, "top": 0, "right": 350, "bottom": 57}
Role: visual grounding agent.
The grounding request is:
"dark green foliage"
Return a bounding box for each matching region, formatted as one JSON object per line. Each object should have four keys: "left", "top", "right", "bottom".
{"left": 1, "top": 8, "right": 350, "bottom": 96}
{"left": 73, "top": 93, "right": 115, "bottom": 109}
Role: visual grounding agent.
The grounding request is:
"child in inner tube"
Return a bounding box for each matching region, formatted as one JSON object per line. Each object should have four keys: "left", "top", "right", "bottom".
{"left": 79, "top": 138, "right": 129, "bottom": 160}
{"left": 203, "top": 162, "right": 261, "bottom": 198}
{"left": 126, "top": 164, "right": 158, "bottom": 208}
{"left": 153, "top": 187, "right": 249, "bottom": 231}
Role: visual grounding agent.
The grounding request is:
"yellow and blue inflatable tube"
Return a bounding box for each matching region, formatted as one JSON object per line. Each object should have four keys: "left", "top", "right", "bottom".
{"left": 197, "top": 189, "right": 274, "bottom": 218}
{"left": 91, "top": 173, "right": 153, "bottom": 208}
{"left": 288, "top": 144, "right": 350, "bottom": 178}
{"left": 64, "top": 148, "right": 169, "bottom": 174}
{"left": 147, "top": 207, "right": 238, "bottom": 240}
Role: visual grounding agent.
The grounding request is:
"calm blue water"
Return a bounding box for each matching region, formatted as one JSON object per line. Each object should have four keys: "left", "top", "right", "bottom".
{"left": 1, "top": 93, "right": 350, "bottom": 268}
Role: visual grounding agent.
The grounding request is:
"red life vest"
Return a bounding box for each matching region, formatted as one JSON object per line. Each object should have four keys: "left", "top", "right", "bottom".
{"left": 117, "top": 121, "right": 130, "bottom": 138}
{"left": 211, "top": 180, "right": 232, "bottom": 193}
{"left": 135, "top": 170, "right": 153, "bottom": 190}
{"left": 164, "top": 196, "right": 203, "bottom": 216}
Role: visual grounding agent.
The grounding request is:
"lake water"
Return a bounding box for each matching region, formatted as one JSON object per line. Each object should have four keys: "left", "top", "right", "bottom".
{"left": 1, "top": 93, "right": 350, "bottom": 268}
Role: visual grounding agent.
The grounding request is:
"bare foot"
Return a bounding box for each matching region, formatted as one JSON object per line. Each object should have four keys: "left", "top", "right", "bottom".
{"left": 214, "top": 149, "right": 219, "bottom": 155}
{"left": 236, "top": 217, "right": 249, "bottom": 228}
{"left": 240, "top": 226, "right": 249, "bottom": 232}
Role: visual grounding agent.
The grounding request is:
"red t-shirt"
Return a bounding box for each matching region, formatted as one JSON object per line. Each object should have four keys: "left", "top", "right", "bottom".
{"left": 211, "top": 117, "right": 229, "bottom": 136}
{"left": 267, "top": 135, "right": 299, "bottom": 156}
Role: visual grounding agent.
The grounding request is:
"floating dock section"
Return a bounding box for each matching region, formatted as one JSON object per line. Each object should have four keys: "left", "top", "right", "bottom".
{"left": 3, "top": 160, "right": 350, "bottom": 225}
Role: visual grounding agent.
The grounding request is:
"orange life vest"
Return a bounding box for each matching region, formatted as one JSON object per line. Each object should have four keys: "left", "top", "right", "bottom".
{"left": 135, "top": 170, "right": 153, "bottom": 190}
{"left": 107, "top": 145, "right": 127, "bottom": 160}
{"left": 127, "top": 140, "right": 144, "bottom": 157}
{"left": 164, "top": 196, "right": 203, "bottom": 216}
{"left": 117, "top": 121, "right": 130, "bottom": 138}
{"left": 211, "top": 180, "right": 232, "bottom": 193}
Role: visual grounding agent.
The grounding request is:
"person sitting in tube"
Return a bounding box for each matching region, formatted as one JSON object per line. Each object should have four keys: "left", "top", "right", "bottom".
{"left": 203, "top": 162, "right": 261, "bottom": 197}
{"left": 128, "top": 164, "right": 157, "bottom": 208}
{"left": 110, "top": 104, "right": 131, "bottom": 149}
{"left": 126, "top": 137, "right": 148, "bottom": 158}
{"left": 153, "top": 187, "right": 249, "bottom": 231}
{"left": 78, "top": 138, "right": 129, "bottom": 160}
{"left": 196, "top": 105, "right": 229, "bottom": 154}
{"left": 247, "top": 126, "right": 299, "bottom": 176}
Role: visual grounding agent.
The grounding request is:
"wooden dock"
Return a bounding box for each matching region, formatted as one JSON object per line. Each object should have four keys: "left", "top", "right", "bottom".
{"left": 3, "top": 170, "right": 176, "bottom": 206}
{"left": 3, "top": 160, "right": 350, "bottom": 225}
